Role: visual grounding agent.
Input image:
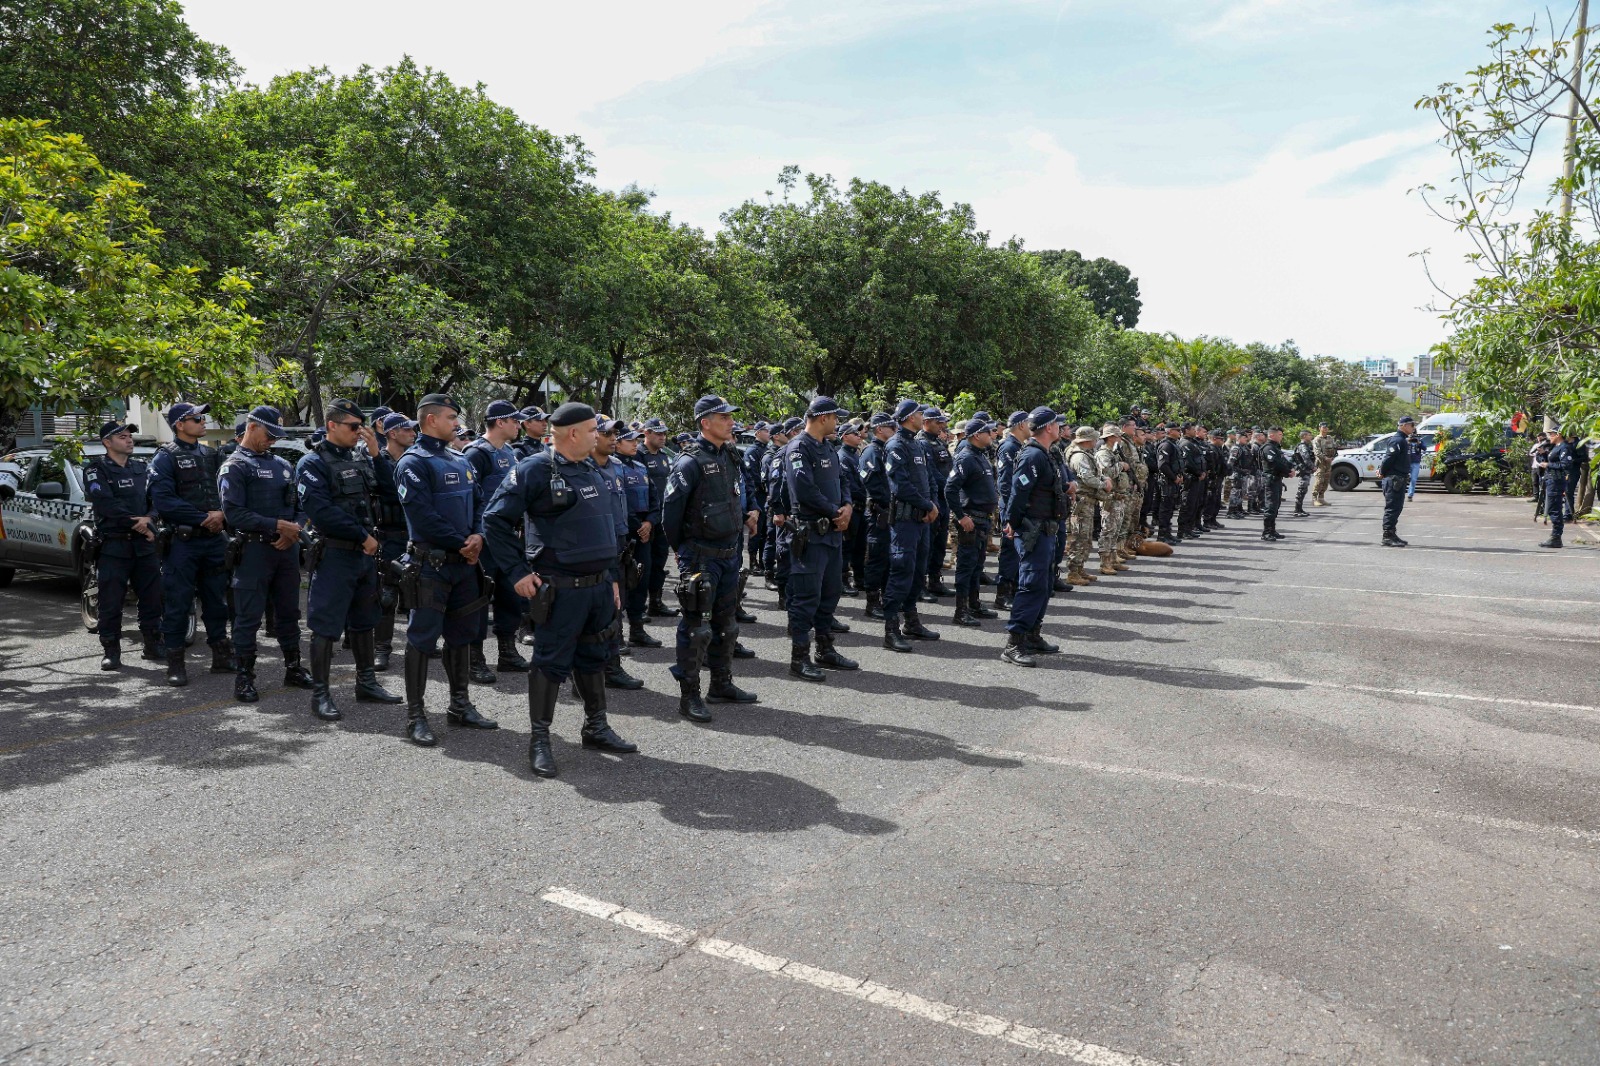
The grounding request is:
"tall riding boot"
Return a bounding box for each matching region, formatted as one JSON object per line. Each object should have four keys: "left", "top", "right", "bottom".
{"left": 968, "top": 589, "right": 997, "bottom": 619}
{"left": 678, "top": 672, "right": 712, "bottom": 722}
{"left": 373, "top": 608, "right": 395, "bottom": 671}
{"left": 403, "top": 646, "right": 436, "bottom": 746}
{"left": 604, "top": 649, "right": 644, "bottom": 689}
{"left": 234, "top": 652, "right": 258, "bottom": 703}
{"left": 903, "top": 610, "right": 940, "bottom": 641}
{"left": 527, "top": 668, "right": 559, "bottom": 776}
{"left": 883, "top": 614, "right": 912, "bottom": 652}
{"left": 352, "top": 630, "right": 401, "bottom": 703}
{"left": 99, "top": 636, "right": 122, "bottom": 672}
{"left": 790, "top": 642, "right": 826, "bottom": 681}
{"left": 496, "top": 631, "right": 531, "bottom": 671}
{"left": 140, "top": 629, "right": 164, "bottom": 662}
{"left": 209, "top": 641, "right": 235, "bottom": 674}
{"left": 444, "top": 645, "right": 499, "bottom": 729}
{"left": 166, "top": 648, "right": 188, "bottom": 687}
{"left": 574, "top": 671, "right": 638, "bottom": 753}
{"left": 281, "top": 643, "right": 314, "bottom": 689}
{"left": 864, "top": 590, "right": 885, "bottom": 620}
{"left": 814, "top": 632, "right": 859, "bottom": 670}
{"left": 310, "top": 635, "right": 341, "bottom": 721}
{"left": 468, "top": 641, "right": 497, "bottom": 685}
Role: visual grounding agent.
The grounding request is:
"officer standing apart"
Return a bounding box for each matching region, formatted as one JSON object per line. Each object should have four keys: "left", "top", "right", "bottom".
{"left": 1291, "top": 429, "right": 1316, "bottom": 516}
{"left": 296, "top": 398, "right": 402, "bottom": 720}
{"left": 1376, "top": 416, "right": 1416, "bottom": 547}
{"left": 662, "top": 396, "right": 761, "bottom": 723}
{"left": 218, "top": 406, "right": 313, "bottom": 702}
{"left": 464, "top": 399, "right": 530, "bottom": 680}
{"left": 482, "top": 402, "right": 637, "bottom": 779}
{"left": 1259, "top": 426, "right": 1292, "bottom": 541}
{"left": 857, "top": 412, "right": 896, "bottom": 621}
{"left": 150, "top": 402, "right": 234, "bottom": 687}
{"left": 946, "top": 417, "right": 999, "bottom": 628}
{"left": 1000, "top": 407, "right": 1066, "bottom": 667}
{"left": 84, "top": 420, "right": 164, "bottom": 670}
{"left": 882, "top": 399, "right": 941, "bottom": 652}
{"left": 781, "top": 396, "right": 859, "bottom": 681}
{"left": 1312, "top": 423, "right": 1339, "bottom": 506}
{"left": 395, "top": 394, "right": 498, "bottom": 747}
{"left": 1536, "top": 422, "right": 1574, "bottom": 549}
{"left": 371, "top": 412, "right": 417, "bottom": 670}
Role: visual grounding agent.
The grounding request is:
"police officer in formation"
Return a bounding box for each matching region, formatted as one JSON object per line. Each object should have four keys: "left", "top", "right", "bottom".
{"left": 589, "top": 419, "right": 644, "bottom": 690}
{"left": 220, "top": 405, "right": 313, "bottom": 703}
{"left": 636, "top": 418, "right": 679, "bottom": 618}
{"left": 919, "top": 408, "right": 953, "bottom": 598}
{"left": 781, "top": 396, "right": 859, "bottom": 681}
{"left": 857, "top": 412, "right": 896, "bottom": 620}
{"left": 946, "top": 417, "right": 999, "bottom": 627}
{"left": 1000, "top": 407, "right": 1067, "bottom": 667}
{"left": 883, "top": 399, "right": 941, "bottom": 652}
{"left": 84, "top": 420, "right": 164, "bottom": 670}
{"left": 295, "top": 398, "right": 401, "bottom": 719}
{"left": 1259, "top": 426, "right": 1293, "bottom": 541}
{"left": 464, "top": 400, "right": 530, "bottom": 680}
{"left": 1290, "top": 429, "right": 1316, "bottom": 517}
{"left": 993, "top": 411, "right": 1030, "bottom": 608}
{"left": 837, "top": 420, "right": 867, "bottom": 596}
{"left": 372, "top": 412, "right": 417, "bottom": 670}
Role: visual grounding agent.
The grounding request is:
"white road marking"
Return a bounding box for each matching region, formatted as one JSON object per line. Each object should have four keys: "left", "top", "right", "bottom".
{"left": 1209, "top": 614, "right": 1600, "bottom": 645}
{"left": 1247, "top": 675, "right": 1600, "bottom": 716}
{"left": 967, "top": 748, "right": 1600, "bottom": 845}
{"left": 541, "top": 887, "right": 1168, "bottom": 1065}
{"left": 1249, "top": 582, "right": 1600, "bottom": 606}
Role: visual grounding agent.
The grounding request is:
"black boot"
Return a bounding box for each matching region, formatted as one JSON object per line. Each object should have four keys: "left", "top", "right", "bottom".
{"left": 527, "top": 668, "right": 558, "bottom": 776}
{"left": 1051, "top": 570, "right": 1071, "bottom": 593}
{"left": 677, "top": 673, "right": 713, "bottom": 722}
{"left": 468, "top": 642, "right": 497, "bottom": 685}
{"left": 790, "top": 643, "right": 826, "bottom": 682}
{"left": 903, "top": 611, "right": 940, "bottom": 641}
{"left": 444, "top": 645, "right": 499, "bottom": 728}
{"left": 647, "top": 595, "right": 680, "bottom": 618}
{"left": 99, "top": 639, "right": 121, "bottom": 672}
{"left": 403, "top": 646, "right": 436, "bottom": 747}
{"left": 994, "top": 581, "right": 1015, "bottom": 610}
{"left": 814, "top": 632, "right": 859, "bottom": 670}
{"left": 281, "top": 643, "right": 314, "bottom": 689}
{"left": 883, "top": 614, "right": 912, "bottom": 653}
{"left": 496, "top": 631, "right": 531, "bottom": 671}
{"left": 574, "top": 671, "right": 638, "bottom": 753}
{"left": 604, "top": 650, "right": 645, "bottom": 689}
{"left": 735, "top": 604, "right": 757, "bottom": 624}
{"left": 628, "top": 619, "right": 662, "bottom": 648}
{"left": 951, "top": 599, "right": 980, "bottom": 627}
{"left": 165, "top": 649, "right": 188, "bottom": 687}
{"left": 234, "top": 652, "right": 258, "bottom": 702}
{"left": 968, "top": 590, "right": 997, "bottom": 620}
{"left": 351, "top": 630, "right": 401, "bottom": 704}
{"left": 830, "top": 616, "right": 852, "bottom": 633}
{"left": 373, "top": 609, "right": 395, "bottom": 672}
{"left": 1540, "top": 534, "right": 1564, "bottom": 548}
{"left": 707, "top": 671, "right": 758, "bottom": 703}
{"left": 309, "top": 635, "right": 341, "bottom": 721}
{"left": 864, "top": 590, "right": 885, "bottom": 620}
{"left": 776, "top": 579, "right": 788, "bottom": 610}
{"left": 733, "top": 641, "right": 756, "bottom": 659}
{"left": 1382, "top": 531, "right": 1407, "bottom": 547}
{"left": 840, "top": 574, "right": 860, "bottom": 597}
{"left": 209, "top": 641, "right": 235, "bottom": 674}
{"left": 1001, "top": 633, "right": 1037, "bottom": 667}
{"left": 1025, "top": 624, "right": 1060, "bottom": 655}
{"left": 926, "top": 575, "right": 951, "bottom": 597}
{"left": 140, "top": 629, "right": 163, "bottom": 662}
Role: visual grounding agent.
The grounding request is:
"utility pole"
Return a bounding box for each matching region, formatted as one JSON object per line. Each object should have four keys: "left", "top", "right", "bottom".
{"left": 1560, "top": 0, "right": 1590, "bottom": 222}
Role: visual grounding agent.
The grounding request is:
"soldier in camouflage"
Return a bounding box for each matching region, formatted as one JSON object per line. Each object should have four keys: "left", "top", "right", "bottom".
{"left": 1094, "top": 424, "right": 1131, "bottom": 576}
{"left": 1064, "top": 426, "right": 1102, "bottom": 585}
{"left": 1311, "top": 422, "right": 1340, "bottom": 505}
{"left": 1116, "top": 419, "right": 1145, "bottom": 558}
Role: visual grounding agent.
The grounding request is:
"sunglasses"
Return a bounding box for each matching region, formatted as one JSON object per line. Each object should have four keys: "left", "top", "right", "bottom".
{"left": 330, "top": 419, "right": 364, "bottom": 430}
{"left": 181, "top": 415, "right": 206, "bottom": 423}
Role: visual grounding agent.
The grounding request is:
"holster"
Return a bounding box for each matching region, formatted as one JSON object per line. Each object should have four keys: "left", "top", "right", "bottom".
{"left": 397, "top": 558, "right": 422, "bottom": 611}
{"left": 526, "top": 581, "right": 556, "bottom": 625}
{"left": 676, "top": 570, "right": 712, "bottom": 615}
{"left": 621, "top": 543, "right": 643, "bottom": 590}
{"left": 82, "top": 527, "right": 102, "bottom": 567}
{"left": 155, "top": 525, "right": 175, "bottom": 558}
{"left": 302, "top": 534, "right": 325, "bottom": 574}
{"left": 224, "top": 532, "right": 245, "bottom": 571}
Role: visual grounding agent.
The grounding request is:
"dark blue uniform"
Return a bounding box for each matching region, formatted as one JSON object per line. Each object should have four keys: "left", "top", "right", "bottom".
{"left": 920, "top": 430, "right": 952, "bottom": 590}
{"left": 1001, "top": 440, "right": 1064, "bottom": 636}
{"left": 837, "top": 440, "right": 866, "bottom": 589}
{"left": 995, "top": 433, "right": 1024, "bottom": 594}
{"left": 858, "top": 434, "right": 892, "bottom": 598}
{"left": 762, "top": 447, "right": 791, "bottom": 583}
{"left": 884, "top": 426, "right": 935, "bottom": 619}
{"left": 296, "top": 443, "right": 380, "bottom": 639}
{"left": 662, "top": 437, "right": 747, "bottom": 689}
{"left": 464, "top": 437, "right": 526, "bottom": 643}
{"left": 372, "top": 448, "right": 409, "bottom": 660}
{"left": 220, "top": 446, "right": 302, "bottom": 657}
{"left": 638, "top": 443, "right": 675, "bottom": 605}
{"left": 1377, "top": 431, "right": 1411, "bottom": 539}
{"left": 782, "top": 431, "right": 846, "bottom": 646}
{"left": 947, "top": 445, "right": 998, "bottom": 604}
{"left": 396, "top": 434, "right": 485, "bottom": 651}
{"left": 618, "top": 453, "right": 660, "bottom": 624}
{"left": 1544, "top": 440, "right": 1575, "bottom": 539}
{"left": 83, "top": 453, "right": 162, "bottom": 651}
{"left": 150, "top": 440, "right": 230, "bottom": 653}
{"left": 742, "top": 439, "right": 769, "bottom": 572}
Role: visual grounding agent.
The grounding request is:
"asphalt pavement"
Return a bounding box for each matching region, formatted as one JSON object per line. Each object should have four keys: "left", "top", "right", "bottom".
{"left": 2, "top": 486, "right": 1597, "bottom": 1065}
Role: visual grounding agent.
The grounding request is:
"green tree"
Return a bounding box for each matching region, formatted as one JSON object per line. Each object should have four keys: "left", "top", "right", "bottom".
{"left": 1140, "top": 334, "right": 1251, "bottom": 420}
{"left": 0, "top": 120, "right": 262, "bottom": 442}
{"left": 1033, "top": 249, "right": 1142, "bottom": 328}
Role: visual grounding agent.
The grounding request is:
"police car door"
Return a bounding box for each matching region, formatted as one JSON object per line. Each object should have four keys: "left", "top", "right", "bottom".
{"left": 0, "top": 455, "right": 37, "bottom": 564}
{"left": 9, "top": 454, "right": 76, "bottom": 565}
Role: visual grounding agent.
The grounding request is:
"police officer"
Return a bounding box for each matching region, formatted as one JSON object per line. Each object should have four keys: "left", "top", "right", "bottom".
{"left": 662, "top": 395, "right": 760, "bottom": 723}
{"left": 1536, "top": 423, "right": 1574, "bottom": 548}
{"left": 1378, "top": 416, "right": 1416, "bottom": 547}
{"left": 857, "top": 412, "right": 896, "bottom": 620}
{"left": 464, "top": 399, "right": 530, "bottom": 680}
{"left": 637, "top": 418, "right": 678, "bottom": 617}
{"left": 782, "top": 396, "right": 858, "bottom": 681}
{"left": 1260, "top": 426, "right": 1293, "bottom": 541}
{"left": 743, "top": 421, "right": 771, "bottom": 575}
{"left": 589, "top": 419, "right": 644, "bottom": 689}
{"left": 993, "top": 412, "right": 1030, "bottom": 610}
{"left": 882, "top": 399, "right": 940, "bottom": 652}
{"left": 395, "top": 393, "right": 498, "bottom": 746}
{"left": 372, "top": 412, "right": 417, "bottom": 670}
{"left": 615, "top": 424, "right": 664, "bottom": 650}
{"left": 84, "top": 420, "right": 163, "bottom": 669}
{"left": 220, "top": 406, "right": 312, "bottom": 702}
{"left": 219, "top": 418, "right": 245, "bottom": 459}
{"left": 837, "top": 420, "right": 867, "bottom": 596}
{"left": 514, "top": 406, "right": 548, "bottom": 461}
{"left": 919, "top": 408, "right": 953, "bottom": 599}
{"left": 1154, "top": 422, "right": 1184, "bottom": 544}
{"left": 150, "top": 402, "right": 233, "bottom": 686}
{"left": 1291, "top": 429, "right": 1316, "bottom": 516}
{"left": 763, "top": 420, "right": 796, "bottom": 602}
{"left": 1000, "top": 407, "right": 1066, "bottom": 666}
{"left": 479, "top": 403, "right": 637, "bottom": 778}
{"left": 296, "top": 398, "right": 402, "bottom": 719}
{"left": 947, "top": 416, "right": 999, "bottom": 627}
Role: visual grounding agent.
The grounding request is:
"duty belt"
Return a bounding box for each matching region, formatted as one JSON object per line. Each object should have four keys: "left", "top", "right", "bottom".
{"left": 534, "top": 570, "right": 607, "bottom": 589}
{"left": 795, "top": 515, "right": 833, "bottom": 535}
{"left": 686, "top": 541, "right": 740, "bottom": 560}
{"left": 237, "top": 531, "right": 279, "bottom": 544}
{"left": 379, "top": 528, "right": 409, "bottom": 542}
{"left": 321, "top": 535, "right": 369, "bottom": 552}
{"left": 410, "top": 541, "right": 469, "bottom": 564}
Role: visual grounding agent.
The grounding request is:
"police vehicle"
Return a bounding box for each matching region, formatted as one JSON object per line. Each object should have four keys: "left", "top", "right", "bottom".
{"left": 1328, "top": 426, "right": 1508, "bottom": 493}
{"left": 0, "top": 442, "right": 197, "bottom": 642}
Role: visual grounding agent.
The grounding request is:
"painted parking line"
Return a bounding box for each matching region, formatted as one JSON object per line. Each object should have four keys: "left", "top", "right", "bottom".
{"left": 966, "top": 748, "right": 1600, "bottom": 845}
{"left": 1208, "top": 614, "right": 1600, "bottom": 645}
{"left": 1249, "top": 582, "right": 1600, "bottom": 607}
{"left": 1254, "top": 676, "right": 1600, "bottom": 716}
{"left": 541, "top": 887, "right": 1168, "bottom": 1066}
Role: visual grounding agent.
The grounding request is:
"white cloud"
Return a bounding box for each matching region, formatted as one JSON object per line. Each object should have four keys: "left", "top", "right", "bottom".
{"left": 1188, "top": 0, "right": 1350, "bottom": 41}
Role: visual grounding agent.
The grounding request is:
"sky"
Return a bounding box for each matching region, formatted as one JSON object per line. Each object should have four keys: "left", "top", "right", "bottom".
{"left": 180, "top": 0, "right": 1546, "bottom": 363}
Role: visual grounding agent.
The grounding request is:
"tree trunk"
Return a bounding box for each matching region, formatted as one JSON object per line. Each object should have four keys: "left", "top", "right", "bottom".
{"left": 302, "top": 353, "right": 325, "bottom": 425}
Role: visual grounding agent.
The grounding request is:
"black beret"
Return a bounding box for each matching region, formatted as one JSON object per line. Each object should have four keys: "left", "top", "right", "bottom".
{"left": 549, "top": 402, "right": 596, "bottom": 428}
{"left": 418, "top": 393, "right": 461, "bottom": 413}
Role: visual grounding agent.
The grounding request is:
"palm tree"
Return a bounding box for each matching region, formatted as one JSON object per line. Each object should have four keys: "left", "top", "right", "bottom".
{"left": 1140, "top": 334, "right": 1251, "bottom": 420}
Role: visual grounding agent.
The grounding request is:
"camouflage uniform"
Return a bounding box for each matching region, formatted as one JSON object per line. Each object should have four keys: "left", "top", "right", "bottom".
{"left": 1116, "top": 433, "right": 1144, "bottom": 549}
{"left": 1312, "top": 432, "right": 1340, "bottom": 504}
{"left": 1064, "top": 430, "right": 1103, "bottom": 580}
{"left": 1094, "top": 428, "right": 1130, "bottom": 574}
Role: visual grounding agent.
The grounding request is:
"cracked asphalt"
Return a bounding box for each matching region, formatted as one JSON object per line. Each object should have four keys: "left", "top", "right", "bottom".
{"left": 2, "top": 488, "right": 1597, "bottom": 1065}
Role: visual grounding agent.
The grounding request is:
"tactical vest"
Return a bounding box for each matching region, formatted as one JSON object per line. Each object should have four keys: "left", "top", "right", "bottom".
{"left": 312, "top": 442, "right": 376, "bottom": 527}
{"left": 84, "top": 456, "right": 150, "bottom": 536}
{"left": 1023, "top": 445, "right": 1062, "bottom": 520}
{"left": 467, "top": 438, "right": 516, "bottom": 498}
{"left": 595, "top": 458, "right": 628, "bottom": 537}
{"left": 529, "top": 455, "right": 618, "bottom": 567}
{"left": 161, "top": 441, "right": 222, "bottom": 511}
{"left": 620, "top": 457, "right": 652, "bottom": 515}
{"left": 372, "top": 453, "right": 407, "bottom": 531}
{"left": 685, "top": 446, "right": 743, "bottom": 543}
{"left": 224, "top": 451, "right": 296, "bottom": 520}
